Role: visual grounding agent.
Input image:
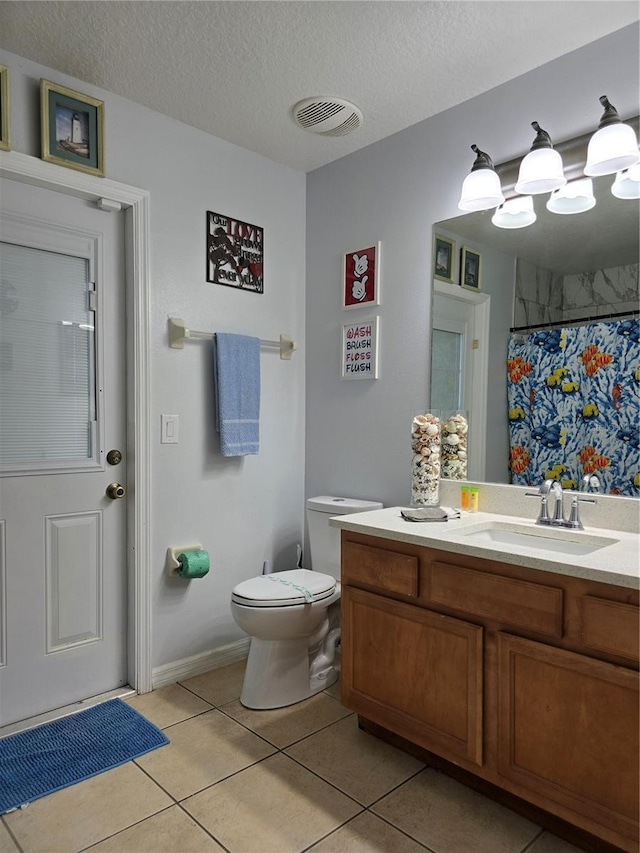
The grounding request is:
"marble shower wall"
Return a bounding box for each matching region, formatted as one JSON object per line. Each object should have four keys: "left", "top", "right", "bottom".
{"left": 562, "top": 265, "right": 639, "bottom": 321}
{"left": 514, "top": 260, "right": 564, "bottom": 328}
{"left": 514, "top": 260, "right": 639, "bottom": 328}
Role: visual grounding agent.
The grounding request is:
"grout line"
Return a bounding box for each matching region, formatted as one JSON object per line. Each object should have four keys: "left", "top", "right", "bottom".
{"left": 363, "top": 807, "right": 438, "bottom": 852}
{"left": 131, "top": 759, "right": 183, "bottom": 804}
{"left": 78, "top": 803, "right": 176, "bottom": 852}
{"left": 0, "top": 816, "right": 25, "bottom": 853}
{"left": 153, "top": 706, "right": 217, "bottom": 732}
{"left": 214, "top": 699, "right": 353, "bottom": 751}
{"left": 298, "top": 810, "right": 367, "bottom": 852}
{"left": 364, "top": 764, "right": 427, "bottom": 810}
{"left": 175, "top": 802, "right": 234, "bottom": 853}
{"left": 519, "top": 827, "right": 547, "bottom": 852}
{"left": 173, "top": 752, "right": 278, "bottom": 803}
{"left": 282, "top": 750, "right": 367, "bottom": 807}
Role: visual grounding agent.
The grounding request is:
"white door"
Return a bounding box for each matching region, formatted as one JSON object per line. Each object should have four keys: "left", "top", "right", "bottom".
{"left": 431, "top": 287, "right": 489, "bottom": 480}
{"left": 431, "top": 294, "right": 473, "bottom": 414}
{"left": 0, "top": 178, "right": 128, "bottom": 726}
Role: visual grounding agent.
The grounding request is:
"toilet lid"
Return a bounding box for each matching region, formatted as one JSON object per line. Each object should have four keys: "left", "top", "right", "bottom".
{"left": 231, "top": 569, "right": 337, "bottom": 607}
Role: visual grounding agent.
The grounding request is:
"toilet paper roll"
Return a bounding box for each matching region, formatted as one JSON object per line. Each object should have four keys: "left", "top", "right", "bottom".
{"left": 177, "top": 550, "right": 210, "bottom": 579}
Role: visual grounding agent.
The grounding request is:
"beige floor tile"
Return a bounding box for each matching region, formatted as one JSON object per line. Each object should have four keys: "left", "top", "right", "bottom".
{"left": 372, "top": 767, "right": 541, "bottom": 853}
{"left": 125, "top": 683, "right": 213, "bottom": 729}
{"left": 323, "top": 676, "right": 342, "bottom": 701}
{"left": 285, "top": 714, "right": 424, "bottom": 805}
{"left": 222, "top": 691, "right": 352, "bottom": 748}
{"left": 525, "top": 830, "right": 586, "bottom": 853}
{"left": 180, "top": 660, "right": 247, "bottom": 706}
{"left": 89, "top": 804, "right": 226, "bottom": 852}
{"left": 182, "top": 752, "right": 362, "bottom": 853}
{"left": 0, "top": 822, "right": 19, "bottom": 853}
{"left": 135, "top": 709, "right": 275, "bottom": 800}
{"left": 308, "top": 811, "right": 428, "bottom": 852}
{"left": 3, "top": 762, "right": 171, "bottom": 853}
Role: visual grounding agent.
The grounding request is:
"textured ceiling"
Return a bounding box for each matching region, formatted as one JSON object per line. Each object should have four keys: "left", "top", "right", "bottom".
{"left": 0, "top": 1, "right": 639, "bottom": 173}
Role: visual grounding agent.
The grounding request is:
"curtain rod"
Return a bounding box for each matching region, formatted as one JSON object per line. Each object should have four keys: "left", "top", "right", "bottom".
{"left": 510, "top": 309, "right": 639, "bottom": 334}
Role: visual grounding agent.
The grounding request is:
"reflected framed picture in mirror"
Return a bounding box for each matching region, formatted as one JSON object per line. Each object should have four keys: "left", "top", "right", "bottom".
{"left": 433, "top": 234, "right": 456, "bottom": 283}
{"left": 461, "top": 246, "right": 482, "bottom": 290}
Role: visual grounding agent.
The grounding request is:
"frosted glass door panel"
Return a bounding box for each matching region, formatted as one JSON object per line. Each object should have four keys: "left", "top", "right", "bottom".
{"left": 431, "top": 328, "right": 463, "bottom": 412}
{"left": 0, "top": 242, "right": 96, "bottom": 469}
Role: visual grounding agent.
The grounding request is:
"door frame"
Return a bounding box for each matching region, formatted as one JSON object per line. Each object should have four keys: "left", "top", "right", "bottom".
{"left": 0, "top": 149, "right": 152, "bottom": 694}
{"left": 432, "top": 280, "right": 490, "bottom": 481}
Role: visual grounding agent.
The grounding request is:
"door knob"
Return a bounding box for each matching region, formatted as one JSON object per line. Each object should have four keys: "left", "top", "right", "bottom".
{"left": 106, "top": 482, "right": 126, "bottom": 500}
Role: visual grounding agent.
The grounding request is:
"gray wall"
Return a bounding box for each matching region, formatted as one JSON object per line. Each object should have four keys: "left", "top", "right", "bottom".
{"left": 1, "top": 49, "right": 307, "bottom": 671}
{"left": 305, "top": 24, "right": 639, "bottom": 515}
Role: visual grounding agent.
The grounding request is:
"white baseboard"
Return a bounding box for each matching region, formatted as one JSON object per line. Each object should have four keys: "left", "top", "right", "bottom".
{"left": 151, "top": 637, "right": 251, "bottom": 690}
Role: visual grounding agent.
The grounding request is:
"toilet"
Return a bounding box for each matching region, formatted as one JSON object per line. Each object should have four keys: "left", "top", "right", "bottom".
{"left": 231, "top": 496, "right": 383, "bottom": 709}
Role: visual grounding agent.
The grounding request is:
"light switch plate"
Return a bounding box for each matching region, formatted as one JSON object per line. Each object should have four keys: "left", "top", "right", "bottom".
{"left": 161, "top": 414, "right": 179, "bottom": 444}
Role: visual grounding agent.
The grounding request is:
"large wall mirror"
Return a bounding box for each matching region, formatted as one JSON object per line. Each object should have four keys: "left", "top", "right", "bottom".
{"left": 431, "top": 125, "right": 640, "bottom": 497}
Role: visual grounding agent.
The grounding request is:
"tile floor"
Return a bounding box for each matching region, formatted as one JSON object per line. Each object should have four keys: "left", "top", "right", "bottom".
{"left": 1, "top": 659, "right": 585, "bottom": 853}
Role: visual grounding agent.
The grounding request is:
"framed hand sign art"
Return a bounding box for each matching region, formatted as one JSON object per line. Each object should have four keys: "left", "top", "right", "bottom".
{"left": 342, "top": 242, "right": 380, "bottom": 310}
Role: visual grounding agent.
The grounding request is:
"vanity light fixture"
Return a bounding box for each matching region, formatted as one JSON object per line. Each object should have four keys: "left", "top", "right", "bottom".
{"left": 515, "top": 122, "right": 566, "bottom": 195}
{"left": 546, "top": 177, "right": 596, "bottom": 215}
{"left": 611, "top": 163, "right": 640, "bottom": 200}
{"left": 491, "top": 196, "right": 536, "bottom": 229}
{"left": 584, "top": 95, "right": 640, "bottom": 177}
{"left": 458, "top": 144, "right": 505, "bottom": 211}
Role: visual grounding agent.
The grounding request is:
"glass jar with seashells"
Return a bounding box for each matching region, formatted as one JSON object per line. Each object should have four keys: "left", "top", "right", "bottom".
{"left": 410, "top": 412, "right": 441, "bottom": 506}
{"left": 441, "top": 411, "right": 469, "bottom": 481}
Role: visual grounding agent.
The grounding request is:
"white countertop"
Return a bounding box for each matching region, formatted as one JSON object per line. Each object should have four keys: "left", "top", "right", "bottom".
{"left": 330, "top": 507, "right": 640, "bottom": 590}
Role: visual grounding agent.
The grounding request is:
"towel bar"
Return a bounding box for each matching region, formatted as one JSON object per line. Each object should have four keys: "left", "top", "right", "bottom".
{"left": 168, "top": 317, "right": 296, "bottom": 360}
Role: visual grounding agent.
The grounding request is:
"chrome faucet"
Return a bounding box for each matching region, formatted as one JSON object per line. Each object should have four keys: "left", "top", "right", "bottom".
{"left": 526, "top": 478, "right": 597, "bottom": 530}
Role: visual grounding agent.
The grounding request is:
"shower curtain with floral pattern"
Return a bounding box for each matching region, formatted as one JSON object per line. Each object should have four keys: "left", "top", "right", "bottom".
{"left": 507, "top": 319, "right": 639, "bottom": 497}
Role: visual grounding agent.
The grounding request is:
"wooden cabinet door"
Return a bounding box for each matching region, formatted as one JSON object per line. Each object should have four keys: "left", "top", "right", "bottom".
{"left": 341, "top": 586, "right": 483, "bottom": 765}
{"left": 497, "top": 632, "right": 639, "bottom": 846}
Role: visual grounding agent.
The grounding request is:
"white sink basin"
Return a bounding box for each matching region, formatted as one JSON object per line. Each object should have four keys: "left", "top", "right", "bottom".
{"left": 457, "top": 521, "right": 618, "bottom": 556}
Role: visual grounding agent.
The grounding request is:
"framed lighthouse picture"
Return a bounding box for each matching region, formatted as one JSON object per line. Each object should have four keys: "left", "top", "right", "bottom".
{"left": 41, "top": 80, "right": 105, "bottom": 177}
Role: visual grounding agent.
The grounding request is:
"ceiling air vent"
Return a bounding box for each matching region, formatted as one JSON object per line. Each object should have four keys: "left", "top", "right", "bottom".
{"left": 292, "top": 97, "right": 363, "bottom": 137}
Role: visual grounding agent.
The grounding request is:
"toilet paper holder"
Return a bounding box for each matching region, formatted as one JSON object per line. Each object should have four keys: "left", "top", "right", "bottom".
{"left": 166, "top": 543, "right": 203, "bottom": 576}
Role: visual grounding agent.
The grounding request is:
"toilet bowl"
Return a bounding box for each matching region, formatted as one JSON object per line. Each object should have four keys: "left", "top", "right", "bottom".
{"left": 231, "top": 496, "right": 382, "bottom": 710}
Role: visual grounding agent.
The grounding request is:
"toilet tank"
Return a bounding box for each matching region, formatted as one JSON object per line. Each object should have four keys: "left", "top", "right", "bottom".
{"left": 306, "top": 496, "right": 383, "bottom": 579}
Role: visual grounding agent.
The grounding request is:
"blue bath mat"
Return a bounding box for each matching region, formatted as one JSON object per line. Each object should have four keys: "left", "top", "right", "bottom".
{"left": 0, "top": 698, "right": 169, "bottom": 814}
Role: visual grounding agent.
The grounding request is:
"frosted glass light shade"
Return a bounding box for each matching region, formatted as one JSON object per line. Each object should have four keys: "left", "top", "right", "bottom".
{"left": 458, "top": 168, "right": 505, "bottom": 211}
{"left": 547, "top": 178, "right": 596, "bottom": 214}
{"left": 515, "top": 148, "right": 566, "bottom": 195}
{"left": 612, "top": 163, "right": 640, "bottom": 199}
{"left": 492, "top": 196, "right": 536, "bottom": 229}
{"left": 584, "top": 123, "right": 640, "bottom": 176}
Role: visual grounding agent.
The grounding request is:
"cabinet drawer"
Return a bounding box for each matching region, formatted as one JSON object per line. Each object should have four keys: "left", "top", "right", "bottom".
{"left": 342, "top": 541, "right": 418, "bottom": 598}
{"left": 582, "top": 596, "right": 639, "bottom": 662}
{"left": 429, "top": 561, "right": 563, "bottom": 638}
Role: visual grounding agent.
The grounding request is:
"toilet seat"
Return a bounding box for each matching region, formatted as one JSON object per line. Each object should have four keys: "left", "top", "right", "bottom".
{"left": 231, "top": 569, "right": 337, "bottom": 608}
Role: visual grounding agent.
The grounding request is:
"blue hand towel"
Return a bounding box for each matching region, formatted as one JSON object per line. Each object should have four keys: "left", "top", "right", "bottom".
{"left": 213, "top": 333, "right": 260, "bottom": 456}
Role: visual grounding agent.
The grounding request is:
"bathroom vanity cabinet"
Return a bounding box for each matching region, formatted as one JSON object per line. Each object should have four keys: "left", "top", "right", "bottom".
{"left": 340, "top": 531, "right": 639, "bottom": 853}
